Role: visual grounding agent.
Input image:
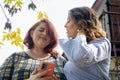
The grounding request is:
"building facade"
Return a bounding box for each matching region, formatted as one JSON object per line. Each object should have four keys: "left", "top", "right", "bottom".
{"left": 92, "top": 0, "right": 120, "bottom": 80}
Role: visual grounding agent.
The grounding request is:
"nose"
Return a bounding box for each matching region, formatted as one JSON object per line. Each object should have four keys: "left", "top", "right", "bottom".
{"left": 42, "top": 30, "right": 47, "bottom": 36}
{"left": 64, "top": 22, "right": 67, "bottom": 28}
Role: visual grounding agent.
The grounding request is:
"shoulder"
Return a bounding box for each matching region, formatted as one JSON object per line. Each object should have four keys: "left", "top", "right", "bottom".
{"left": 11, "top": 51, "right": 26, "bottom": 56}
{"left": 90, "top": 37, "right": 111, "bottom": 51}
{"left": 53, "top": 55, "right": 66, "bottom": 67}
{"left": 100, "top": 38, "right": 111, "bottom": 48}
{"left": 90, "top": 37, "right": 110, "bottom": 44}
{"left": 8, "top": 51, "right": 27, "bottom": 59}
{"left": 58, "top": 55, "right": 66, "bottom": 60}
{"left": 99, "top": 37, "right": 110, "bottom": 43}
{"left": 57, "top": 55, "right": 67, "bottom": 63}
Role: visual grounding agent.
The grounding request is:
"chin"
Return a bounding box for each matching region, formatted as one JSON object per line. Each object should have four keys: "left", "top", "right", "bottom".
{"left": 67, "top": 35, "right": 70, "bottom": 38}
{"left": 67, "top": 35, "right": 74, "bottom": 39}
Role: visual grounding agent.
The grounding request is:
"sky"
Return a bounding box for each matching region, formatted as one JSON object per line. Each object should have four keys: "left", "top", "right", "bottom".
{"left": 0, "top": 0, "right": 95, "bottom": 65}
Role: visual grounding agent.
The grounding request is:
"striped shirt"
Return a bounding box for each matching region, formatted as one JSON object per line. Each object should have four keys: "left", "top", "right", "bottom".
{"left": 59, "top": 34, "right": 111, "bottom": 80}
{"left": 0, "top": 51, "right": 67, "bottom": 80}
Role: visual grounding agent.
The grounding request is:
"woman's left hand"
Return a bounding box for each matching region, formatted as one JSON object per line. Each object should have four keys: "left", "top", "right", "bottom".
{"left": 28, "top": 68, "right": 57, "bottom": 80}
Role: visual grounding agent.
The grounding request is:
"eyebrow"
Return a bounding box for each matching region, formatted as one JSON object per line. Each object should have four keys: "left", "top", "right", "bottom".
{"left": 39, "top": 27, "right": 45, "bottom": 29}
{"left": 38, "top": 27, "right": 46, "bottom": 30}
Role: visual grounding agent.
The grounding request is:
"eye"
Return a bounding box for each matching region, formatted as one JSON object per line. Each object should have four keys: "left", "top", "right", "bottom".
{"left": 67, "top": 19, "right": 70, "bottom": 23}
{"left": 39, "top": 28, "right": 45, "bottom": 32}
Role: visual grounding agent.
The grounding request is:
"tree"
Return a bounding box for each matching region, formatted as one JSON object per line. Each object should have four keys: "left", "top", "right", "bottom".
{"left": 0, "top": 0, "right": 48, "bottom": 50}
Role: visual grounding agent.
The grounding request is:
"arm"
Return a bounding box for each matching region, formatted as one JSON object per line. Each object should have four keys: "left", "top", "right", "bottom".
{"left": 59, "top": 34, "right": 111, "bottom": 67}
{"left": 0, "top": 54, "right": 15, "bottom": 80}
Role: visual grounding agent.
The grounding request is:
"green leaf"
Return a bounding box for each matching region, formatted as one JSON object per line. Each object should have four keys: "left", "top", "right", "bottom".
{"left": 15, "top": 0, "right": 23, "bottom": 7}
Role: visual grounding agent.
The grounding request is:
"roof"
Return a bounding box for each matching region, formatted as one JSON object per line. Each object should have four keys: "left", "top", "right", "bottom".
{"left": 92, "top": 0, "right": 104, "bottom": 11}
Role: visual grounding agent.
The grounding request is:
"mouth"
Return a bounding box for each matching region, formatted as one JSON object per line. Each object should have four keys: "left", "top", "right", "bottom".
{"left": 66, "top": 30, "right": 69, "bottom": 34}
{"left": 39, "top": 37, "right": 47, "bottom": 41}
{"left": 66, "top": 30, "right": 68, "bottom": 33}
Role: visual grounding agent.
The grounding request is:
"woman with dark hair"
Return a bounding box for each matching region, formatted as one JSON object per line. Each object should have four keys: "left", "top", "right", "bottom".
{"left": 59, "top": 7, "right": 111, "bottom": 80}
{"left": 0, "top": 18, "right": 66, "bottom": 80}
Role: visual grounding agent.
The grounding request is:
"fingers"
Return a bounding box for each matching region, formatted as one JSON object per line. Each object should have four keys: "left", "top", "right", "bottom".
{"left": 42, "top": 75, "right": 57, "bottom": 80}
{"left": 29, "top": 68, "right": 52, "bottom": 80}
{"left": 51, "top": 76, "right": 58, "bottom": 80}
{"left": 31, "top": 67, "right": 38, "bottom": 75}
{"left": 41, "top": 77, "right": 53, "bottom": 80}
{"left": 37, "top": 69, "right": 52, "bottom": 77}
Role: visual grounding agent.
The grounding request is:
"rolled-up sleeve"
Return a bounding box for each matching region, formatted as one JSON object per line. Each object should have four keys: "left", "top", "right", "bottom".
{"left": 59, "top": 35, "right": 111, "bottom": 67}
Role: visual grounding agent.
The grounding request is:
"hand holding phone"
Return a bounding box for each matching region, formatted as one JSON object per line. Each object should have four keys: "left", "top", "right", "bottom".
{"left": 39, "top": 62, "right": 55, "bottom": 77}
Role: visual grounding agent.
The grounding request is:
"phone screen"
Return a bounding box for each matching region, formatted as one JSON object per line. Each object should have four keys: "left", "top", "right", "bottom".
{"left": 39, "top": 62, "right": 55, "bottom": 77}
{"left": 41, "top": 63, "right": 47, "bottom": 70}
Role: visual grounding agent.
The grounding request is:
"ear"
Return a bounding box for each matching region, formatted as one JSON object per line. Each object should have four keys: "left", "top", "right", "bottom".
{"left": 30, "top": 30, "right": 33, "bottom": 38}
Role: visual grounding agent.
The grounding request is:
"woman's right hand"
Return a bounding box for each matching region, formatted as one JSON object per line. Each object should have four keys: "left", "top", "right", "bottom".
{"left": 28, "top": 68, "right": 53, "bottom": 80}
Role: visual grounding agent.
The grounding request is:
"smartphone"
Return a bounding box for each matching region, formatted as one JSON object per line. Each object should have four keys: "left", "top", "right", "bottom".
{"left": 39, "top": 62, "right": 55, "bottom": 77}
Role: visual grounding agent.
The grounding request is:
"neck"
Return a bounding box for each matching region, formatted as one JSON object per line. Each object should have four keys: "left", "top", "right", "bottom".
{"left": 30, "top": 48, "right": 45, "bottom": 56}
{"left": 27, "top": 48, "right": 50, "bottom": 59}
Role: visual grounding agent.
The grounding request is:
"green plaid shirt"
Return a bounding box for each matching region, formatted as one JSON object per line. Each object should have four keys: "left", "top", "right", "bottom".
{"left": 0, "top": 51, "right": 67, "bottom": 80}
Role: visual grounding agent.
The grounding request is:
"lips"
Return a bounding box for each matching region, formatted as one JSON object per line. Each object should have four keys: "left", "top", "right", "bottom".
{"left": 66, "top": 30, "right": 69, "bottom": 34}
{"left": 39, "top": 36, "right": 47, "bottom": 41}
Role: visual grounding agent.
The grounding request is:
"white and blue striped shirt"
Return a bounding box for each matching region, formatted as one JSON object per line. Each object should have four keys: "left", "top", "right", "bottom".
{"left": 59, "top": 34, "right": 111, "bottom": 80}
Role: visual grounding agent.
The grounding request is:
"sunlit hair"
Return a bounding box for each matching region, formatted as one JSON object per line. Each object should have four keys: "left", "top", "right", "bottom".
{"left": 69, "top": 6, "right": 106, "bottom": 43}
{"left": 23, "top": 18, "right": 58, "bottom": 56}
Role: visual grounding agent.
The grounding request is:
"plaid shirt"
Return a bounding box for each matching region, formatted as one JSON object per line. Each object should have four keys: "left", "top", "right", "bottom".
{"left": 0, "top": 51, "right": 67, "bottom": 80}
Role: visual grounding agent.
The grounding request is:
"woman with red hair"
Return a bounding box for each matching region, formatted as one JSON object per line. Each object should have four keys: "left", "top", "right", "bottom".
{"left": 0, "top": 18, "right": 67, "bottom": 80}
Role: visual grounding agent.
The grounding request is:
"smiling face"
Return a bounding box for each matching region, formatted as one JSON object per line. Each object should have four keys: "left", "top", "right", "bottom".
{"left": 31, "top": 22, "right": 51, "bottom": 49}
{"left": 64, "top": 15, "right": 79, "bottom": 38}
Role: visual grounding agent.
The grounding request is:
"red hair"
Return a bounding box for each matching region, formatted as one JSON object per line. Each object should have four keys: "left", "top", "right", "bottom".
{"left": 23, "top": 18, "right": 58, "bottom": 57}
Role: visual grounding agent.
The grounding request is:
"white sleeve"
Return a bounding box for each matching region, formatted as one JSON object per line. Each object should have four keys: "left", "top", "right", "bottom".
{"left": 59, "top": 35, "right": 111, "bottom": 67}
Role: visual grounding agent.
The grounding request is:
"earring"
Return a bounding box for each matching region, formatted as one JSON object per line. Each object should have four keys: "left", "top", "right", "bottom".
{"left": 77, "top": 29, "right": 80, "bottom": 32}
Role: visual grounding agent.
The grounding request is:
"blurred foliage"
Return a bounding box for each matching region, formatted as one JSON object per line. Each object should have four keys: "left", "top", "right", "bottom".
{"left": 3, "top": 0, "right": 49, "bottom": 18}
{"left": 0, "top": 0, "right": 49, "bottom": 50}
{"left": 2, "top": 28, "right": 24, "bottom": 50}
{"left": 4, "top": 0, "right": 23, "bottom": 16}
{"left": 37, "top": 11, "right": 48, "bottom": 19}
{"left": 0, "top": 42, "right": 4, "bottom": 48}
{"left": 4, "top": 20, "right": 12, "bottom": 31}
{"left": 28, "top": 1, "right": 36, "bottom": 11}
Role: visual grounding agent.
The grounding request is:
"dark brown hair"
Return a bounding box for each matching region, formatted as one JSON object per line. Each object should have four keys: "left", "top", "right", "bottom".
{"left": 69, "top": 7, "right": 106, "bottom": 43}
{"left": 23, "top": 18, "right": 58, "bottom": 56}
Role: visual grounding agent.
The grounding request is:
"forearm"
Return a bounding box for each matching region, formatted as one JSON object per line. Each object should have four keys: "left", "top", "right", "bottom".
{"left": 59, "top": 35, "right": 109, "bottom": 67}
